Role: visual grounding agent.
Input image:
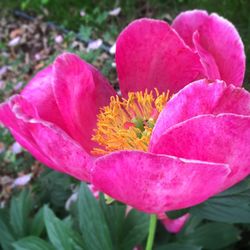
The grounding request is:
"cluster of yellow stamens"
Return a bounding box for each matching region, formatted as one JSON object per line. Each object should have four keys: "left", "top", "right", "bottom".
{"left": 92, "top": 89, "right": 170, "bottom": 155}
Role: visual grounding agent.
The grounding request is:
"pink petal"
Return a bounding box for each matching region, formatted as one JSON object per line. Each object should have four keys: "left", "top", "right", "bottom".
{"left": 173, "top": 10, "right": 245, "bottom": 86}
{"left": 11, "top": 130, "right": 56, "bottom": 168}
{"left": 53, "top": 53, "right": 116, "bottom": 153}
{"left": 116, "top": 18, "right": 204, "bottom": 96}
{"left": 150, "top": 79, "right": 250, "bottom": 148}
{"left": 193, "top": 31, "right": 221, "bottom": 80}
{"left": 172, "top": 10, "right": 208, "bottom": 49}
{"left": 152, "top": 114, "right": 250, "bottom": 190}
{"left": 158, "top": 213, "right": 190, "bottom": 233}
{"left": 12, "top": 173, "right": 32, "bottom": 187}
{"left": 55, "top": 35, "right": 63, "bottom": 44}
{"left": 0, "top": 95, "right": 92, "bottom": 181}
{"left": 11, "top": 141, "right": 22, "bottom": 154}
{"left": 92, "top": 151, "right": 230, "bottom": 213}
{"left": 28, "top": 119, "right": 93, "bottom": 181}
{"left": 0, "top": 96, "right": 56, "bottom": 168}
{"left": 108, "top": 7, "right": 121, "bottom": 16}
{"left": 197, "top": 13, "right": 245, "bottom": 86}
{"left": 21, "top": 65, "right": 67, "bottom": 131}
{"left": 87, "top": 39, "right": 103, "bottom": 52}
{"left": 8, "top": 36, "right": 21, "bottom": 47}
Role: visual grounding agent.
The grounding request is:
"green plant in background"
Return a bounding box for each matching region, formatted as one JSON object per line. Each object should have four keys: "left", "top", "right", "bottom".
{"left": 0, "top": 183, "right": 150, "bottom": 250}
{"left": 2, "top": 0, "right": 250, "bottom": 88}
{"left": 1, "top": 1, "right": 250, "bottom": 249}
{"left": 1, "top": 180, "right": 250, "bottom": 249}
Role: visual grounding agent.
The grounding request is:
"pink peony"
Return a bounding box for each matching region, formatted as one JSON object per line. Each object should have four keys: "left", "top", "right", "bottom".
{"left": 0, "top": 10, "right": 249, "bottom": 214}
{"left": 158, "top": 213, "right": 190, "bottom": 233}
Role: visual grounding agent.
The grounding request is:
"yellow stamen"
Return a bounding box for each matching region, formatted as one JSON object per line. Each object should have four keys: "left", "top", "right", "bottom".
{"left": 92, "top": 89, "right": 170, "bottom": 155}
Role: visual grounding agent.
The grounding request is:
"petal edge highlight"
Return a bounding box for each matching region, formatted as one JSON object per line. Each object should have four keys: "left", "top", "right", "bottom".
{"left": 152, "top": 114, "right": 250, "bottom": 190}
{"left": 116, "top": 18, "right": 204, "bottom": 96}
{"left": 92, "top": 151, "right": 230, "bottom": 213}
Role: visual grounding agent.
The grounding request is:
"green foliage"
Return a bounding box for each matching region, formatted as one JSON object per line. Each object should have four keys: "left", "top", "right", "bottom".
{"left": 0, "top": 189, "right": 45, "bottom": 250}
{"left": 120, "top": 209, "right": 149, "bottom": 250}
{"left": 77, "top": 183, "right": 113, "bottom": 250}
{"left": 44, "top": 206, "right": 84, "bottom": 250}
{"left": 190, "top": 177, "right": 250, "bottom": 223}
{"left": 156, "top": 243, "right": 202, "bottom": 250}
{"left": 166, "top": 208, "right": 190, "bottom": 220}
{"left": 0, "top": 210, "right": 16, "bottom": 250}
{"left": 0, "top": 178, "right": 249, "bottom": 250}
{"left": 99, "top": 192, "right": 149, "bottom": 250}
{"left": 10, "top": 189, "right": 32, "bottom": 238}
{"left": 13, "top": 236, "right": 55, "bottom": 250}
{"left": 0, "top": 183, "right": 150, "bottom": 250}
{"left": 33, "top": 169, "right": 72, "bottom": 213}
{"left": 76, "top": 183, "right": 149, "bottom": 250}
{"left": 180, "top": 223, "right": 240, "bottom": 249}
{"left": 1, "top": 1, "right": 250, "bottom": 249}
{"left": 29, "top": 207, "right": 45, "bottom": 237}
{"left": 154, "top": 213, "right": 242, "bottom": 250}
{"left": 79, "top": 25, "right": 92, "bottom": 41}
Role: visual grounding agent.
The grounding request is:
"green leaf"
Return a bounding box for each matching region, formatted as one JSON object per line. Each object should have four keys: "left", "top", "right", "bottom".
{"left": 217, "top": 177, "right": 250, "bottom": 196}
{"left": 41, "top": 0, "right": 49, "bottom": 5}
{"left": 79, "top": 25, "right": 92, "bottom": 41}
{"left": 35, "top": 170, "right": 72, "bottom": 211}
{"left": 99, "top": 194, "right": 126, "bottom": 249}
{"left": 155, "top": 243, "right": 201, "bottom": 250}
{"left": 99, "top": 194, "right": 149, "bottom": 250}
{"left": 120, "top": 209, "right": 149, "bottom": 250}
{"left": 44, "top": 206, "right": 84, "bottom": 250}
{"left": 96, "top": 11, "right": 108, "bottom": 25}
{"left": 10, "top": 189, "right": 32, "bottom": 237}
{"left": 0, "top": 210, "right": 16, "bottom": 250}
{"left": 166, "top": 208, "right": 189, "bottom": 220}
{"left": 30, "top": 207, "right": 45, "bottom": 237}
{"left": 77, "top": 183, "right": 113, "bottom": 250}
{"left": 13, "top": 236, "right": 55, "bottom": 250}
{"left": 177, "top": 216, "right": 202, "bottom": 237}
{"left": 181, "top": 222, "right": 240, "bottom": 249}
{"left": 190, "top": 177, "right": 250, "bottom": 223}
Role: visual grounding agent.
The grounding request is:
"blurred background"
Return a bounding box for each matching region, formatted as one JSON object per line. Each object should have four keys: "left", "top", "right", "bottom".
{"left": 0, "top": 1, "right": 250, "bottom": 249}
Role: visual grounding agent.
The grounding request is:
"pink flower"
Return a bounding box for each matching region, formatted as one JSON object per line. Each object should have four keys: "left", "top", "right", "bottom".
{"left": 0, "top": 10, "right": 249, "bottom": 214}
{"left": 158, "top": 213, "right": 190, "bottom": 233}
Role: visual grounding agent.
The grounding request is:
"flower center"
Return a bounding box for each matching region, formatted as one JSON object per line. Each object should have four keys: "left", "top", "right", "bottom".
{"left": 92, "top": 89, "right": 170, "bottom": 155}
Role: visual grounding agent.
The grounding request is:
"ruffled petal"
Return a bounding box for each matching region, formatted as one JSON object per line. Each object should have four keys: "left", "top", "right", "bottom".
{"left": 21, "top": 65, "right": 67, "bottom": 131}
{"left": 193, "top": 31, "right": 221, "bottom": 80}
{"left": 0, "top": 95, "right": 92, "bottom": 181}
{"left": 152, "top": 114, "right": 250, "bottom": 189}
{"left": 150, "top": 80, "right": 250, "bottom": 148}
{"left": 172, "top": 10, "right": 208, "bottom": 49}
{"left": 158, "top": 213, "right": 190, "bottom": 233}
{"left": 173, "top": 10, "right": 245, "bottom": 86}
{"left": 53, "top": 53, "right": 116, "bottom": 153}
{"left": 0, "top": 96, "right": 54, "bottom": 168}
{"left": 92, "top": 151, "right": 230, "bottom": 213}
{"left": 116, "top": 18, "right": 204, "bottom": 96}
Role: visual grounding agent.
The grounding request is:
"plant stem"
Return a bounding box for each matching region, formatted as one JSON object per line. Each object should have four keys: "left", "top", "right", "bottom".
{"left": 146, "top": 214, "right": 157, "bottom": 250}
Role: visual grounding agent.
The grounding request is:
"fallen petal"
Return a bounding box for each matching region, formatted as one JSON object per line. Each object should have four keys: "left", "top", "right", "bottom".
{"left": 8, "top": 36, "right": 21, "bottom": 47}
{"left": 87, "top": 39, "right": 103, "bottom": 51}
{"left": 12, "top": 173, "right": 32, "bottom": 187}
{"left": 109, "top": 7, "right": 121, "bottom": 16}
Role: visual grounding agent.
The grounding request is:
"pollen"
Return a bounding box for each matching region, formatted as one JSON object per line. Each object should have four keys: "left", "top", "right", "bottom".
{"left": 92, "top": 89, "right": 170, "bottom": 155}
